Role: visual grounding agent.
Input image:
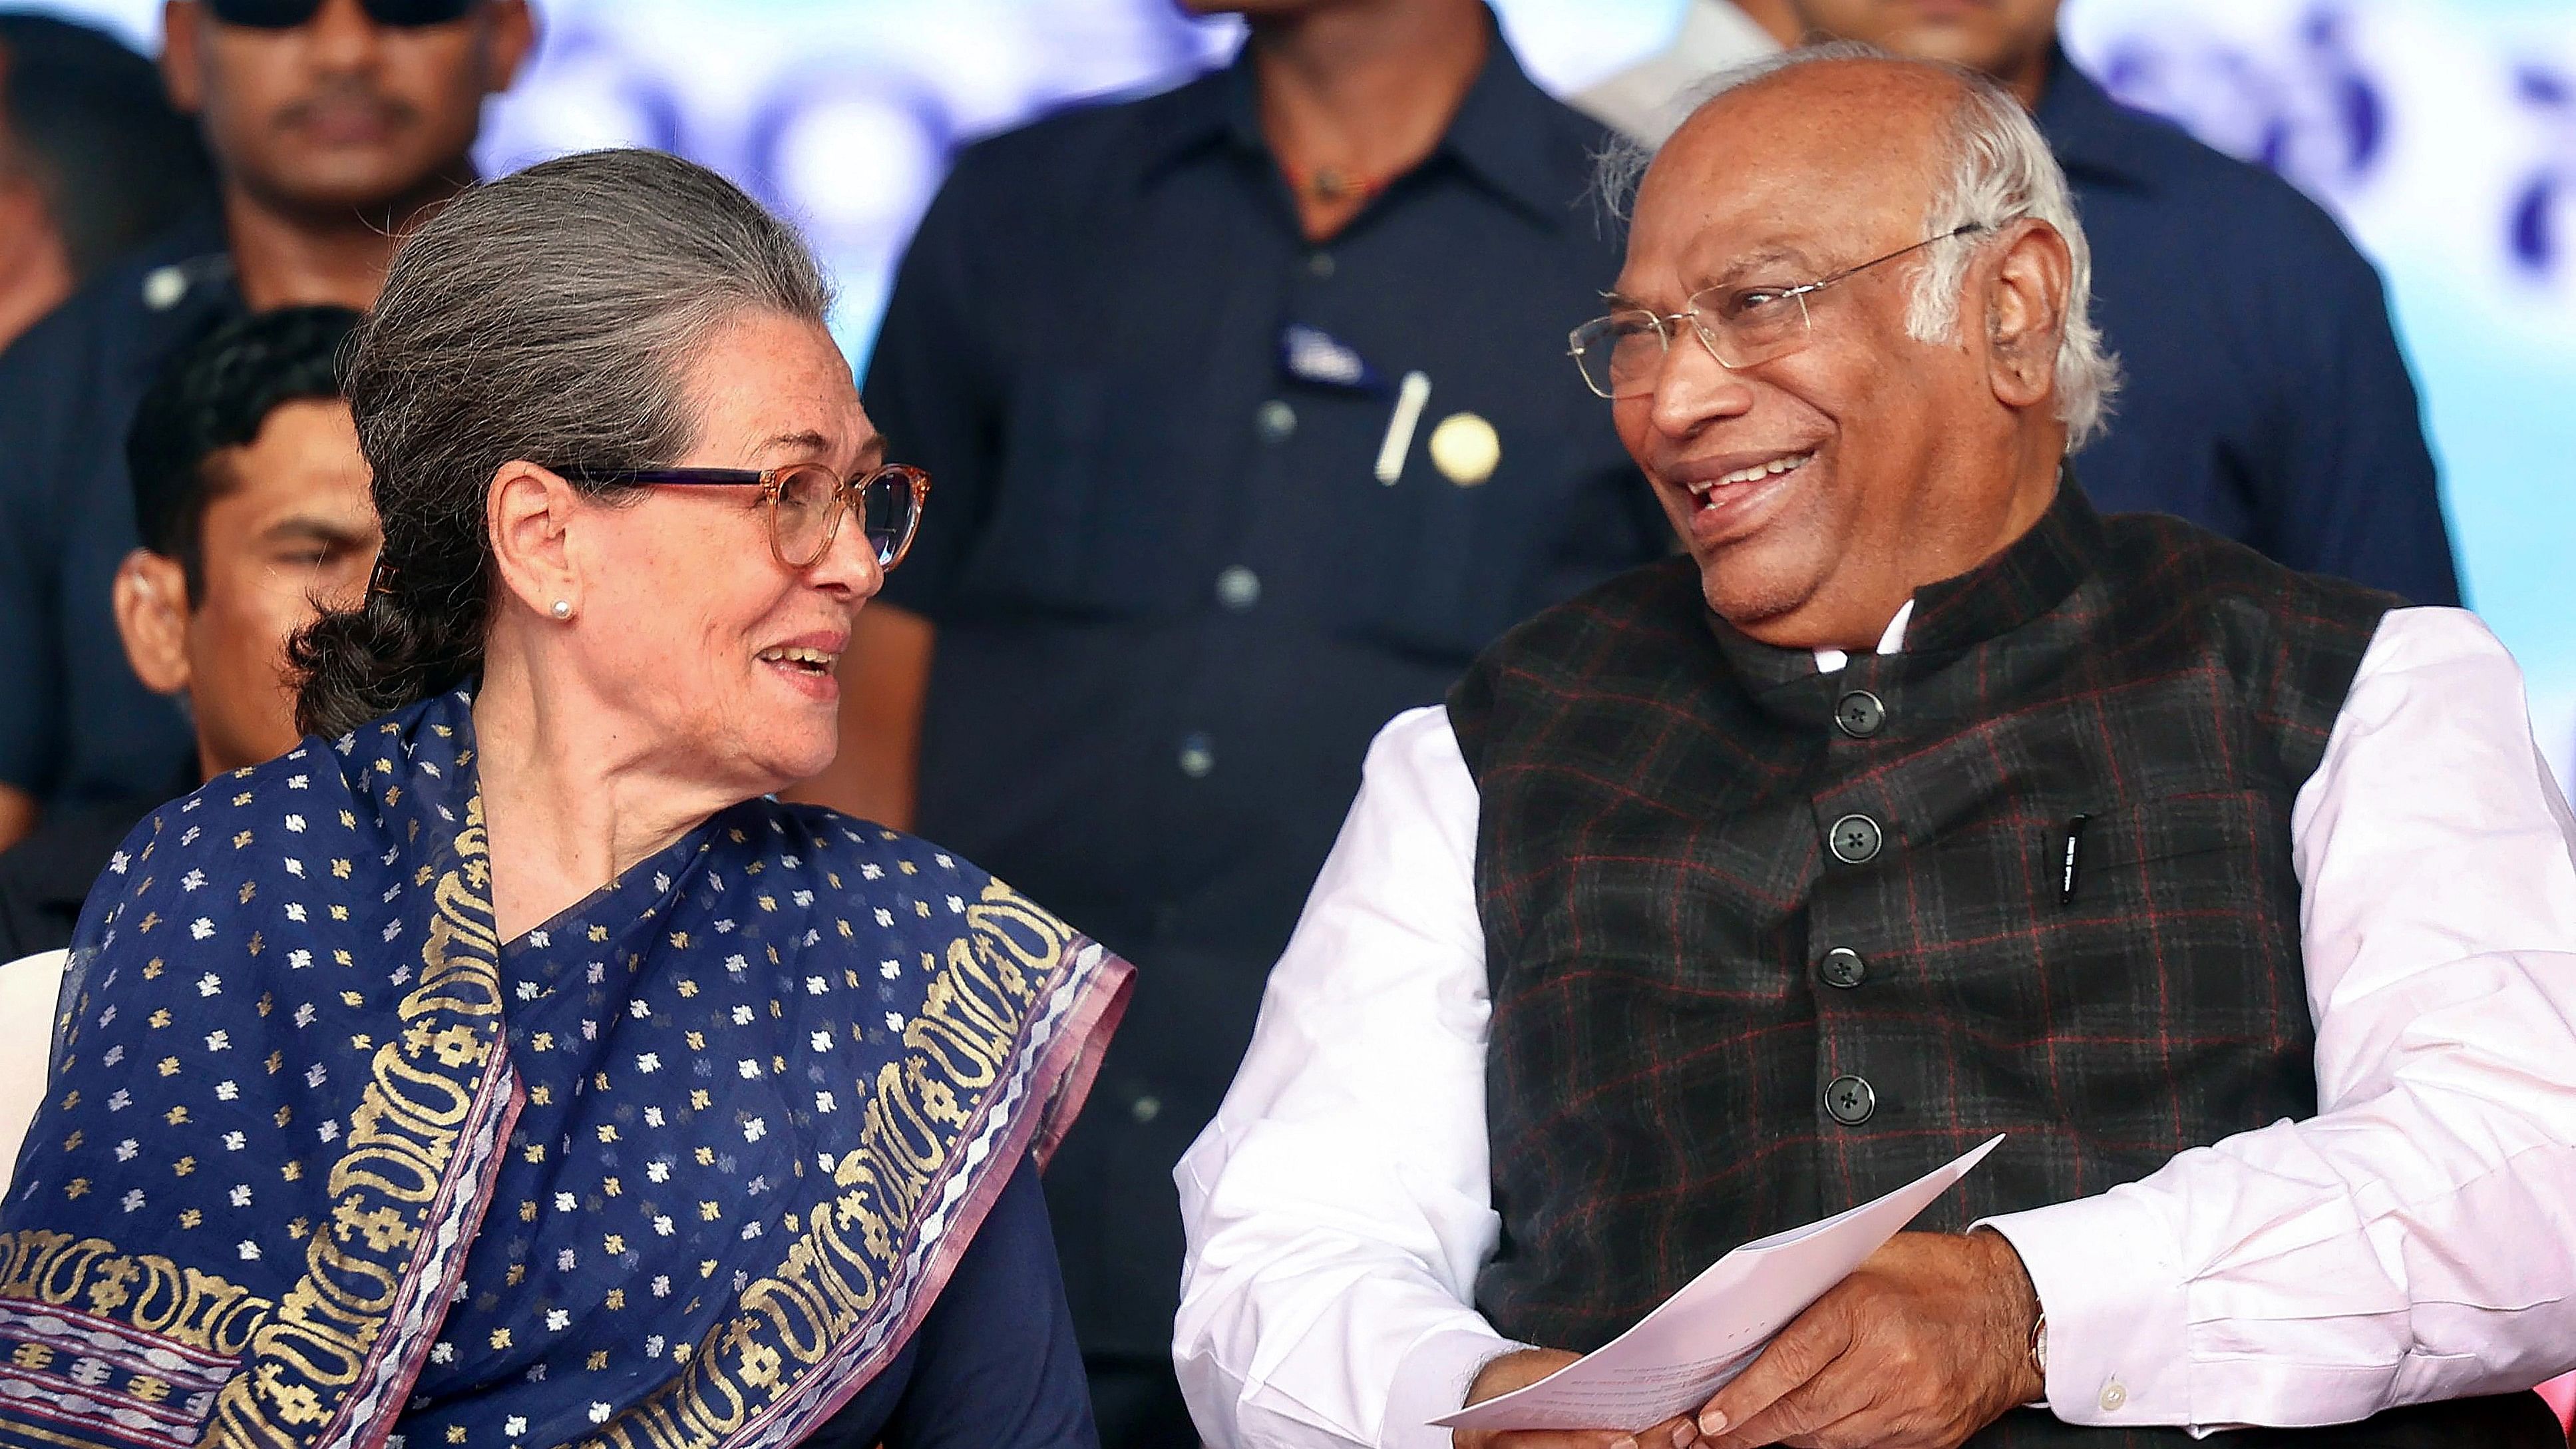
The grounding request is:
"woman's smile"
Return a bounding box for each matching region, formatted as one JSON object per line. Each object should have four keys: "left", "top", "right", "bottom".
{"left": 755, "top": 629, "right": 848, "bottom": 701}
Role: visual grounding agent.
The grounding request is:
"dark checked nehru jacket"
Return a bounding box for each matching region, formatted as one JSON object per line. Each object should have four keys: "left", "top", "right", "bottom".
{"left": 1444, "top": 486, "right": 2560, "bottom": 1446}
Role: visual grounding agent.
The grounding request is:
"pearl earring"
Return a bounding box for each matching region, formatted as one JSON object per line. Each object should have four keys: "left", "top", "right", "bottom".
{"left": 550, "top": 599, "right": 572, "bottom": 620}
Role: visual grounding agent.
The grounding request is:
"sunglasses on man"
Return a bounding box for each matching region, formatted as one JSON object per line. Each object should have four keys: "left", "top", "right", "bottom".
{"left": 205, "top": 0, "right": 476, "bottom": 29}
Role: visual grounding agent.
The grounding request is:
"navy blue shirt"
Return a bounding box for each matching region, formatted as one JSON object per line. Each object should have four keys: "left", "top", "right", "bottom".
{"left": 865, "top": 31, "right": 1665, "bottom": 1354}
{"left": 2040, "top": 54, "right": 2460, "bottom": 604}
{"left": 0, "top": 213, "right": 241, "bottom": 806}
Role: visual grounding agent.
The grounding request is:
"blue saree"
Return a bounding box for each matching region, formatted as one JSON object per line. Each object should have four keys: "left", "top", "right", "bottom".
{"left": 0, "top": 689, "right": 1130, "bottom": 1449}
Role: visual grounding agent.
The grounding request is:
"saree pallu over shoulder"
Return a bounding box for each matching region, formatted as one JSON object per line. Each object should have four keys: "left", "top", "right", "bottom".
{"left": 0, "top": 692, "right": 1130, "bottom": 1449}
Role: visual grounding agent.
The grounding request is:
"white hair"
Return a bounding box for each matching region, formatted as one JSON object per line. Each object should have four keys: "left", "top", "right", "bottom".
{"left": 1598, "top": 42, "right": 2121, "bottom": 448}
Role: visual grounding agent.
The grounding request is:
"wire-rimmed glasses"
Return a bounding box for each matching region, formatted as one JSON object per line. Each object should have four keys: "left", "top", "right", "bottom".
{"left": 1568, "top": 223, "right": 1988, "bottom": 399}
{"left": 564, "top": 462, "right": 931, "bottom": 570}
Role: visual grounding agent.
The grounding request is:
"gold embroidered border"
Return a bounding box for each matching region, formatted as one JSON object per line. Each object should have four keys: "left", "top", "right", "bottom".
{"left": 580, "top": 880, "right": 1072, "bottom": 1449}
{"left": 0, "top": 1234, "right": 271, "bottom": 1358}
{"left": 204, "top": 795, "right": 508, "bottom": 1449}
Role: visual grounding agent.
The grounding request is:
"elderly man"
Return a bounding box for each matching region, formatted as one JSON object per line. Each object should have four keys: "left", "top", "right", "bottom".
{"left": 1783, "top": 0, "right": 2459, "bottom": 608}
{"left": 1175, "top": 46, "right": 2576, "bottom": 1449}
{"left": 1580, "top": 0, "right": 2459, "bottom": 610}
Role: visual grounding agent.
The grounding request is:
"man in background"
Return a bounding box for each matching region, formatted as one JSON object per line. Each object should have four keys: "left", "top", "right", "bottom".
{"left": 0, "top": 0, "right": 530, "bottom": 853}
{"left": 803, "top": 0, "right": 1672, "bottom": 1440}
{"left": 0, "top": 305, "right": 372, "bottom": 961}
{"left": 0, "top": 13, "right": 214, "bottom": 350}
{"left": 1598, "top": 0, "right": 2458, "bottom": 607}
{"left": 1570, "top": 0, "right": 1794, "bottom": 143}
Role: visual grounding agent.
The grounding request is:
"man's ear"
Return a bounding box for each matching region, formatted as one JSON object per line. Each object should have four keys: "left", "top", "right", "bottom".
{"left": 160, "top": 1, "right": 206, "bottom": 116}
{"left": 478, "top": 0, "right": 538, "bottom": 97}
{"left": 486, "top": 461, "right": 583, "bottom": 624}
{"left": 1982, "top": 218, "right": 2074, "bottom": 416}
{"left": 114, "top": 548, "right": 194, "bottom": 697}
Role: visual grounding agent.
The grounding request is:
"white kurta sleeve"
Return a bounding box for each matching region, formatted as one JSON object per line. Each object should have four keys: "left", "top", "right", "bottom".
{"left": 1174, "top": 706, "right": 1513, "bottom": 1449}
{"left": 1981, "top": 606, "right": 2576, "bottom": 1430}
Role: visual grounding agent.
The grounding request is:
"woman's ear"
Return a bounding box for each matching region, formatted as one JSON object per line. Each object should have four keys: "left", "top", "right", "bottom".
{"left": 486, "top": 461, "right": 584, "bottom": 623}
{"left": 112, "top": 548, "right": 194, "bottom": 696}
{"left": 1982, "top": 218, "right": 2075, "bottom": 415}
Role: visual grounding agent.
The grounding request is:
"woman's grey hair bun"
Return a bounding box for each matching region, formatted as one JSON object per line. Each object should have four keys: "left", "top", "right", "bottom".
{"left": 289, "top": 147, "right": 833, "bottom": 740}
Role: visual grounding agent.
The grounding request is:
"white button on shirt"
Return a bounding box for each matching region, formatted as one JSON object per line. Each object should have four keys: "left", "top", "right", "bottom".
{"left": 1173, "top": 606, "right": 2576, "bottom": 1448}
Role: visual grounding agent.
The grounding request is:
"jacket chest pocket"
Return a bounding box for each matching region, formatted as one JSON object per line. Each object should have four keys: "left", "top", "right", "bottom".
{"left": 2008, "top": 787, "right": 2308, "bottom": 1030}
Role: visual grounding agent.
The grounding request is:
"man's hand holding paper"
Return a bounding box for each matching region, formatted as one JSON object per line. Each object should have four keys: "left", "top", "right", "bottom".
{"left": 1691, "top": 1230, "right": 2042, "bottom": 1449}
{"left": 1459, "top": 1229, "right": 2041, "bottom": 1449}
{"left": 1441, "top": 1140, "right": 2020, "bottom": 1449}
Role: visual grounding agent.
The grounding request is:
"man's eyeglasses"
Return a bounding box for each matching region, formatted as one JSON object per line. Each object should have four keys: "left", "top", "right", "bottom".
{"left": 564, "top": 463, "right": 930, "bottom": 572}
{"left": 206, "top": 0, "right": 475, "bottom": 30}
{"left": 1568, "top": 224, "right": 1988, "bottom": 400}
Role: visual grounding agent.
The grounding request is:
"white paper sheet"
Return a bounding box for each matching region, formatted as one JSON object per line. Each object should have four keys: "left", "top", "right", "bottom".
{"left": 1431, "top": 1136, "right": 2004, "bottom": 1433}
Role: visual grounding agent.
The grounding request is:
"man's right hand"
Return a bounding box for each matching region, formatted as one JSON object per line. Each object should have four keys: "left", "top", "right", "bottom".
{"left": 1454, "top": 1348, "right": 1700, "bottom": 1449}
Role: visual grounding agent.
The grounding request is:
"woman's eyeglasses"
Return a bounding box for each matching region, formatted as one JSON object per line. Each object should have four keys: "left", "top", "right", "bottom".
{"left": 564, "top": 463, "right": 930, "bottom": 571}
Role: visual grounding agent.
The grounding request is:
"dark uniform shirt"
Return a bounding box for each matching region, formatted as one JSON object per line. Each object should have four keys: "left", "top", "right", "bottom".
{"left": 864, "top": 29, "right": 1666, "bottom": 1356}
{"left": 2040, "top": 53, "right": 2460, "bottom": 605}
{"left": 0, "top": 796, "right": 150, "bottom": 961}
{"left": 0, "top": 213, "right": 242, "bottom": 809}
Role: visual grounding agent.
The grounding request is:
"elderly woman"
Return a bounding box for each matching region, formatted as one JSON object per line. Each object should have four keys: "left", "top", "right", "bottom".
{"left": 0, "top": 150, "right": 1128, "bottom": 1449}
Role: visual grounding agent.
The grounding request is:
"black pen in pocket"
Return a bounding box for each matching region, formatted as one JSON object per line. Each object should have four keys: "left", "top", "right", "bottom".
{"left": 2059, "top": 813, "right": 2090, "bottom": 905}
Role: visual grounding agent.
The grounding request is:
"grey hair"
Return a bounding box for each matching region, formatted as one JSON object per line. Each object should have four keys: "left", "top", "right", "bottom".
{"left": 1596, "top": 43, "right": 2120, "bottom": 448}
{"left": 289, "top": 148, "right": 834, "bottom": 739}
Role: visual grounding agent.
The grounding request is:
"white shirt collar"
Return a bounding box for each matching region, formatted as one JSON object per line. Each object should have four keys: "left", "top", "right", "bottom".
{"left": 1812, "top": 598, "right": 1915, "bottom": 674}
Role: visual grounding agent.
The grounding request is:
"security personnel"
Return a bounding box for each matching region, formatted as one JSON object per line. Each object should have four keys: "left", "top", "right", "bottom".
{"left": 0, "top": 13, "right": 214, "bottom": 352}
{"left": 807, "top": 1, "right": 1670, "bottom": 1442}
{"left": 0, "top": 0, "right": 531, "bottom": 851}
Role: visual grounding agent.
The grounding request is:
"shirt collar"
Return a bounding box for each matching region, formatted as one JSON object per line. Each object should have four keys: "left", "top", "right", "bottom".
{"left": 1151, "top": 11, "right": 1580, "bottom": 229}
{"left": 2032, "top": 46, "right": 2168, "bottom": 192}
{"left": 1433, "top": 21, "right": 1587, "bottom": 226}
{"left": 1812, "top": 599, "right": 1914, "bottom": 674}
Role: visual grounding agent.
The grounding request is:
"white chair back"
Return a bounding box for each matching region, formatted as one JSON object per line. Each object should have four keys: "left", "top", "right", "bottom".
{"left": 0, "top": 948, "right": 68, "bottom": 1197}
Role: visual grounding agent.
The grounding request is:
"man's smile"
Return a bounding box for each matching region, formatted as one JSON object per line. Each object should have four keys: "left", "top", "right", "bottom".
{"left": 1660, "top": 445, "right": 1821, "bottom": 548}
{"left": 1687, "top": 449, "right": 1814, "bottom": 501}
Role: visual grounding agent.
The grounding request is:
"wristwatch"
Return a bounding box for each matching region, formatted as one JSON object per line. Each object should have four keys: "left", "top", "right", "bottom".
{"left": 2029, "top": 1314, "right": 2050, "bottom": 1379}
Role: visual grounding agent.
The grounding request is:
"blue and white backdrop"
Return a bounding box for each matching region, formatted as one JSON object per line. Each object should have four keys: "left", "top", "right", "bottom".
{"left": 41, "top": 0, "right": 2576, "bottom": 795}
